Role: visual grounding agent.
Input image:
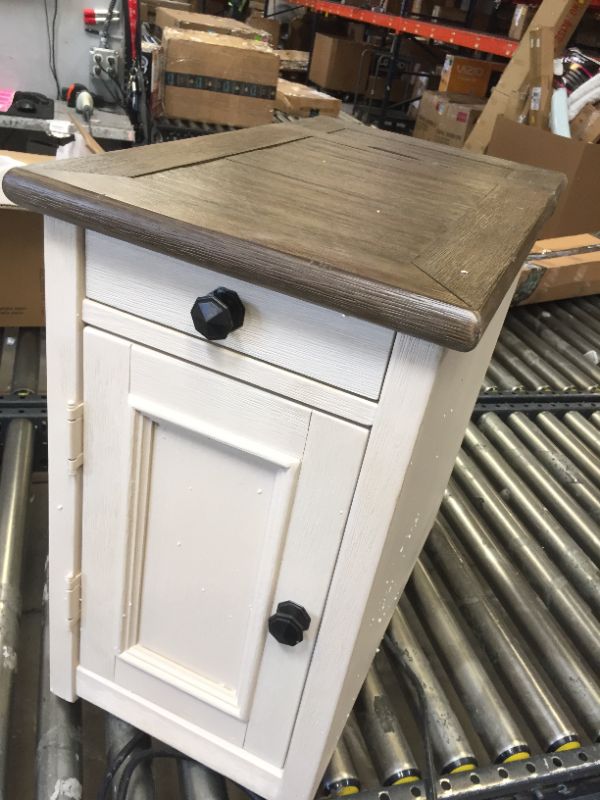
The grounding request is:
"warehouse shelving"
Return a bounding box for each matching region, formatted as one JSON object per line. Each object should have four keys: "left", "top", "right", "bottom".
{"left": 287, "top": 0, "right": 519, "bottom": 57}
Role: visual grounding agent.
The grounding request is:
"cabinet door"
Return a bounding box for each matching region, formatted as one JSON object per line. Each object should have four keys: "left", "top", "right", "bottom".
{"left": 79, "top": 328, "right": 368, "bottom": 765}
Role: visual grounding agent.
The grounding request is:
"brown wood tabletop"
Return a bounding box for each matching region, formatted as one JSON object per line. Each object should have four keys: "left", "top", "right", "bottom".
{"left": 2, "top": 117, "right": 565, "bottom": 351}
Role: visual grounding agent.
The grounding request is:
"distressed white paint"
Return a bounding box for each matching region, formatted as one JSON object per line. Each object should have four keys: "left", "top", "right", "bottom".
{"left": 45, "top": 219, "right": 85, "bottom": 701}
{"left": 78, "top": 329, "right": 367, "bottom": 763}
{"left": 85, "top": 231, "right": 393, "bottom": 399}
{"left": 82, "top": 300, "right": 377, "bottom": 426}
{"left": 45, "top": 217, "right": 512, "bottom": 799}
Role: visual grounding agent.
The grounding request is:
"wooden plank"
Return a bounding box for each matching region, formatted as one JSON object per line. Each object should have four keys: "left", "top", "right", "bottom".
{"left": 230, "top": 138, "right": 489, "bottom": 214}
{"left": 464, "top": 0, "right": 591, "bottom": 153}
{"left": 24, "top": 123, "right": 311, "bottom": 178}
{"left": 413, "top": 173, "right": 566, "bottom": 311}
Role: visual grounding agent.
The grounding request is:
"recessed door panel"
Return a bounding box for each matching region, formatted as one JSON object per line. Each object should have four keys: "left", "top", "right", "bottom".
{"left": 79, "top": 327, "right": 368, "bottom": 762}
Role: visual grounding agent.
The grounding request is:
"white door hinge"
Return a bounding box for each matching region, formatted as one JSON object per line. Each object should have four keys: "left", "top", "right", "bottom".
{"left": 65, "top": 572, "right": 82, "bottom": 626}
{"left": 67, "top": 401, "right": 84, "bottom": 473}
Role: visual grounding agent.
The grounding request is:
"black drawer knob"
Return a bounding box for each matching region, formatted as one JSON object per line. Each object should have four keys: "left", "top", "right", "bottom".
{"left": 268, "top": 601, "right": 311, "bottom": 647}
{"left": 190, "top": 287, "right": 245, "bottom": 341}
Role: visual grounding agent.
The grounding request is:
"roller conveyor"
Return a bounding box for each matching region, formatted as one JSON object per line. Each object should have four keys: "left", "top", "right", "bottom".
{"left": 482, "top": 300, "right": 600, "bottom": 395}
{"left": 0, "top": 298, "right": 599, "bottom": 800}
{"left": 324, "top": 295, "right": 600, "bottom": 800}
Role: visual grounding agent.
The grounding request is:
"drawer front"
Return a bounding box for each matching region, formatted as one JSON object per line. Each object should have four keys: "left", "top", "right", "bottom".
{"left": 85, "top": 232, "right": 393, "bottom": 399}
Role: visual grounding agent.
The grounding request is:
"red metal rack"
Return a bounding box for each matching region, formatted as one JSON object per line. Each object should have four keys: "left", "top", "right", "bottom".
{"left": 288, "top": 0, "right": 519, "bottom": 57}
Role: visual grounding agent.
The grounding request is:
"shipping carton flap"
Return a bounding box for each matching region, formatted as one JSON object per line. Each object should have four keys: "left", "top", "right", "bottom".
{"left": 156, "top": 8, "right": 265, "bottom": 39}
{"left": 163, "top": 26, "right": 274, "bottom": 52}
{"left": 514, "top": 233, "right": 600, "bottom": 304}
{"left": 0, "top": 151, "right": 52, "bottom": 207}
{"left": 488, "top": 117, "right": 600, "bottom": 238}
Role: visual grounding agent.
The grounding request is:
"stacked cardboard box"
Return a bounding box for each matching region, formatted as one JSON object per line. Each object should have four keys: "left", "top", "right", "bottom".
{"left": 277, "top": 50, "right": 310, "bottom": 73}
{"left": 413, "top": 53, "right": 505, "bottom": 146}
{"left": 162, "top": 27, "right": 279, "bottom": 126}
{"left": 439, "top": 54, "right": 506, "bottom": 97}
{"left": 141, "top": 0, "right": 192, "bottom": 23}
{"left": 308, "top": 34, "right": 373, "bottom": 93}
{"left": 413, "top": 91, "right": 485, "bottom": 147}
{"left": 275, "top": 79, "right": 341, "bottom": 117}
{"left": 366, "top": 75, "right": 413, "bottom": 103}
{"left": 156, "top": 8, "right": 273, "bottom": 44}
{"left": 0, "top": 151, "right": 52, "bottom": 327}
{"left": 247, "top": 13, "right": 281, "bottom": 46}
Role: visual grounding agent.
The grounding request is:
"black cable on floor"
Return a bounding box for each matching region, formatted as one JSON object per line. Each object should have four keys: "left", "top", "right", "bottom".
{"left": 115, "top": 749, "right": 193, "bottom": 800}
{"left": 97, "top": 730, "right": 151, "bottom": 800}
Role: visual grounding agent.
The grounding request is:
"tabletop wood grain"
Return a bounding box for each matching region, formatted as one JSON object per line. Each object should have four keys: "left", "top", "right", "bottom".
{"left": 2, "top": 118, "right": 565, "bottom": 351}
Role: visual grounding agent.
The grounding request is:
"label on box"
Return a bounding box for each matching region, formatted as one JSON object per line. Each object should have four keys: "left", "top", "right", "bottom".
{"left": 530, "top": 86, "right": 541, "bottom": 111}
{"left": 456, "top": 110, "right": 468, "bottom": 122}
{"left": 165, "top": 71, "right": 276, "bottom": 99}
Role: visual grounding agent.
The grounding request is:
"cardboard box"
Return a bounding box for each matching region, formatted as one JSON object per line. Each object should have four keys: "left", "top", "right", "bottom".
{"left": 509, "top": 3, "right": 535, "bottom": 39}
{"left": 162, "top": 27, "right": 278, "bottom": 126}
{"left": 308, "top": 34, "right": 372, "bottom": 93}
{"left": 413, "top": 90, "right": 485, "bottom": 147}
{"left": 439, "top": 54, "right": 506, "bottom": 98}
{"left": 347, "top": 22, "right": 366, "bottom": 41}
{"left": 432, "top": 5, "right": 467, "bottom": 23}
{"left": 384, "top": 0, "right": 405, "bottom": 13}
{"left": 275, "top": 79, "right": 341, "bottom": 116}
{"left": 571, "top": 103, "right": 600, "bottom": 144}
{"left": 190, "top": 0, "right": 227, "bottom": 11}
{"left": 277, "top": 50, "right": 310, "bottom": 72}
{"left": 286, "top": 15, "right": 313, "bottom": 52}
{"left": 141, "top": 0, "right": 191, "bottom": 23}
{"left": 141, "top": 40, "right": 165, "bottom": 118}
{"left": 0, "top": 151, "right": 52, "bottom": 327}
{"left": 366, "top": 75, "right": 411, "bottom": 102}
{"left": 410, "top": 0, "right": 435, "bottom": 16}
{"left": 514, "top": 233, "right": 600, "bottom": 305}
{"left": 156, "top": 8, "right": 272, "bottom": 43}
{"left": 248, "top": 14, "right": 281, "bottom": 46}
{"left": 487, "top": 117, "right": 600, "bottom": 238}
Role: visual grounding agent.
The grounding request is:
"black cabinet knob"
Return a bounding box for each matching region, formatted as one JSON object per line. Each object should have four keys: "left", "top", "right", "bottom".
{"left": 268, "top": 601, "right": 311, "bottom": 647}
{"left": 190, "top": 287, "right": 245, "bottom": 341}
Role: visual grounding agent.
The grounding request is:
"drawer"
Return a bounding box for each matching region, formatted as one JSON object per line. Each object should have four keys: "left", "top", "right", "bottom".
{"left": 85, "top": 232, "right": 394, "bottom": 399}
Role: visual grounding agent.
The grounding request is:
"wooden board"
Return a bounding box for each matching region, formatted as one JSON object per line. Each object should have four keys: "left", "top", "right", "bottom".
{"left": 3, "top": 118, "right": 563, "bottom": 351}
